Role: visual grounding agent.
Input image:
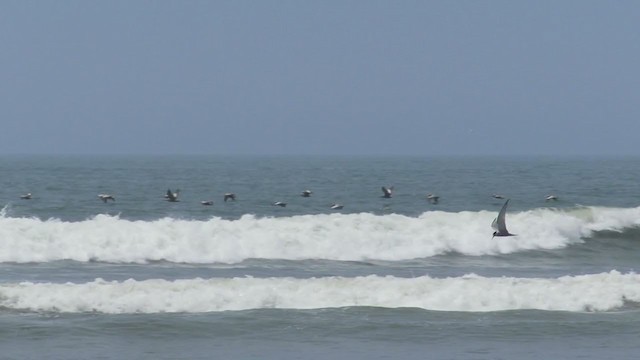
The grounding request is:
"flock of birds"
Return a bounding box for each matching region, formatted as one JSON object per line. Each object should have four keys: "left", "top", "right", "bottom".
{"left": 18, "top": 187, "right": 559, "bottom": 237}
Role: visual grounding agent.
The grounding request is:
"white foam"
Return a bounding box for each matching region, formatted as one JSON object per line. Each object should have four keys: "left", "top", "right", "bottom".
{"left": 0, "top": 206, "right": 638, "bottom": 264}
{"left": 1, "top": 271, "right": 638, "bottom": 313}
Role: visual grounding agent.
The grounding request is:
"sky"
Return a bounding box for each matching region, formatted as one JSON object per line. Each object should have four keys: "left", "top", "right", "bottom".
{"left": 1, "top": 0, "right": 639, "bottom": 156}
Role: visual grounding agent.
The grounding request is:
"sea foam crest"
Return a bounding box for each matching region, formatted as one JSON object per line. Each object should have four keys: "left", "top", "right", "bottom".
{"left": 0, "top": 206, "right": 639, "bottom": 264}
{"left": 1, "top": 271, "right": 639, "bottom": 314}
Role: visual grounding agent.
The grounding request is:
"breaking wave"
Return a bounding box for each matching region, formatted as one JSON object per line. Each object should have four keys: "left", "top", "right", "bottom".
{"left": 1, "top": 271, "right": 638, "bottom": 314}
{"left": 0, "top": 206, "right": 639, "bottom": 264}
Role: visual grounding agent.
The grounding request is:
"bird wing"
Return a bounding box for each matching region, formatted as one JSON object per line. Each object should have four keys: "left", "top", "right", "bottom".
{"left": 491, "top": 217, "right": 499, "bottom": 231}
{"left": 494, "top": 199, "right": 510, "bottom": 233}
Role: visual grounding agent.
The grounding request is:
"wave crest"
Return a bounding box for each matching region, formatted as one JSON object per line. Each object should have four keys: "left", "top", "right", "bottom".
{"left": 0, "top": 206, "right": 639, "bottom": 264}
{"left": 1, "top": 271, "right": 638, "bottom": 313}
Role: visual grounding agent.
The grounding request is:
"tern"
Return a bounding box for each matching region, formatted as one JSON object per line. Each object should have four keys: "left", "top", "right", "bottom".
{"left": 381, "top": 186, "right": 394, "bottom": 198}
{"left": 301, "top": 190, "right": 313, "bottom": 197}
{"left": 165, "top": 189, "right": 180, "bottom": 202}
{"left": 273, "top": 201, "right": 287, "bottom": 207}
{"left": 426, "top": 193, "right": 439, "bottom": 204}
{"left": 20, "top": 193, "right": 32, "bottom": 200}
{"left": 492, "top": 199, "right": 515, "bottom": 238}
{"left": 98, "top": 194, "right": 115, "bottom": 203}
{"left": 330, "top": 203, "right": 344, "bottom": 210}
{"left": 545, "top": 194, "right": 558, "bottom": 201}
{"left": 201, "top": 200, "right": 213, "bottom": 206}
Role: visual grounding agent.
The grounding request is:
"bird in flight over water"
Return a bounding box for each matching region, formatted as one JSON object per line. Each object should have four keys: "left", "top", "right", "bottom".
{"left": 165, "top": 189, "right": 180, "bottom": 202}
{"left": 492, "top": 199, "right": 515, "bottom": 238}
{"left": 98, "top": 194, "right": 115, "bottom": 203}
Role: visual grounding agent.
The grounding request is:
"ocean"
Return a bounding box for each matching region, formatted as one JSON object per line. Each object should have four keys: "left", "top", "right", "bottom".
{"left": 1, "top": 155, "right": 639, "bottom": 359}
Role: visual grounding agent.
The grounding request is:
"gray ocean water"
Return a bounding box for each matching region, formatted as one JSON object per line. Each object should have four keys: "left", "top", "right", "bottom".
{"left": 1, "top": 155, "right": 640, "bottom": 359}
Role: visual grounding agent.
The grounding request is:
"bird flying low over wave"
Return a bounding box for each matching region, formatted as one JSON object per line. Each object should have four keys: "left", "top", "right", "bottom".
{"left": 492, "top": 199, "right": 515, "bottom": 238}
{"left": 381, "top": 186, "right": 393, "bottom": 198}
{"left": 98, "top": 194, "right": 115, "bottom": 203}
{"left": 273, "top": 201, "right": 287, "bottom": 207}
{"left": 301, "top": 190, "right": 313, "bottom": 197}
{"left": 165, "top": 189, "right": 180, "bottom": 202}
{"left": 545, "top": 194, "right": 558, "bottom": 201}
{"left": 330, "top": 203, "right": 343, "bottom": 210}
{"left": 201, "top": 200, "right": 213, "bottom": 206}
{"left": 20, "top": 193, "right": 32, "bottom": 200}
{"left": 224, "top": 193, "right": 236, "bottom": 202}
{"left": 492, "top": 194, "right": 505, "bottom": 199}
{"left": 426, "top": 193, "right": 439, "bottom": 204}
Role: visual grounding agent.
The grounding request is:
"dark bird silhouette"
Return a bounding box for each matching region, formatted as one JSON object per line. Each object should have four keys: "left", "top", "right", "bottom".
{"left": 224, "top": 193, "right": 236, "bottom": 202}
{"left": 301, "top": 190, "right": 313, "bottom": 197}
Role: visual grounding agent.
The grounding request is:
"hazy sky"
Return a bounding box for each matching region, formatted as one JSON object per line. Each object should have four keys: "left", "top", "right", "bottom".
{"left": 1, "top": 1, "right": 639, "bottom": 156}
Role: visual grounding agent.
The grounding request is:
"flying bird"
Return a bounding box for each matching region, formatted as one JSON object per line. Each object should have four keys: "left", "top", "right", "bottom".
{"left": 492, "top": 194, "right": 505, "bottom": 199}
{"left": 165, "top": 189, "right": 180, "bottom": 202}
{"left": 330, "top": 203, "right": 344, "bottom": 210}
{"left": 98, "top": 194, "right": 115, "bottom": 203}
{"left": 545, "top": 194, "right": 558, "bottom": 201}
{"left": 273, "top": 201, "right": 287, "bottom": 207}
{"left": 492, "top": 199, "right": 515, "bottom": 238}
{"left": 381, "top": 186, "right": 394, "bottom": 198}
{"left": 426, "top": 193, "right": 439, "bottom": 204}
{"left": 20, "top": 193, "right": 32, "bottom": 200}
{"left": 224, "top": 193, "right": 236, "bottom": 202}
{"left": 201, "top": 200, "right": 213, "bottom": 206}
{"left": 301, "top": 190, "right": 313, "bottom": 197}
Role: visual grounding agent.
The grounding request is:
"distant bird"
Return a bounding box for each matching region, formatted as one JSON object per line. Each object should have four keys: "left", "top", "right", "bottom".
{"left": 330, "top": 203, "right": 344, "bottom": 210}
{"left": 165, "top": 189, "right": 180, "bottom": 202}
{"left": 301, "top": 190, "right": 313, "bottom": 197}
{"left": 273, "top": 201, "right": 287, "bottom": 207}
{"left": 224, "top": 193, "right": 236, "bottom": 202}
{"left": 98, "top": 194, "right": 115, "bottom": 203}
{"left": 20, "top": 193, "right": 32, "bottom": 200}
{"left": 545, "top": 194, "right": 558, "bottom": 201}
{"left": 426, "top": 193, "right": 439, "bottom": 204}
{"left": 492, "top": 194, "right": 505, "bottom": 199}
{"left": 381, "top": 186, "right": 394, "bottom": 198}
{"left": 492, "top": 199, "right": 515, "bottom": 238}
{"left": 201, "top": 200, "right": 213, "bottom": 206}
